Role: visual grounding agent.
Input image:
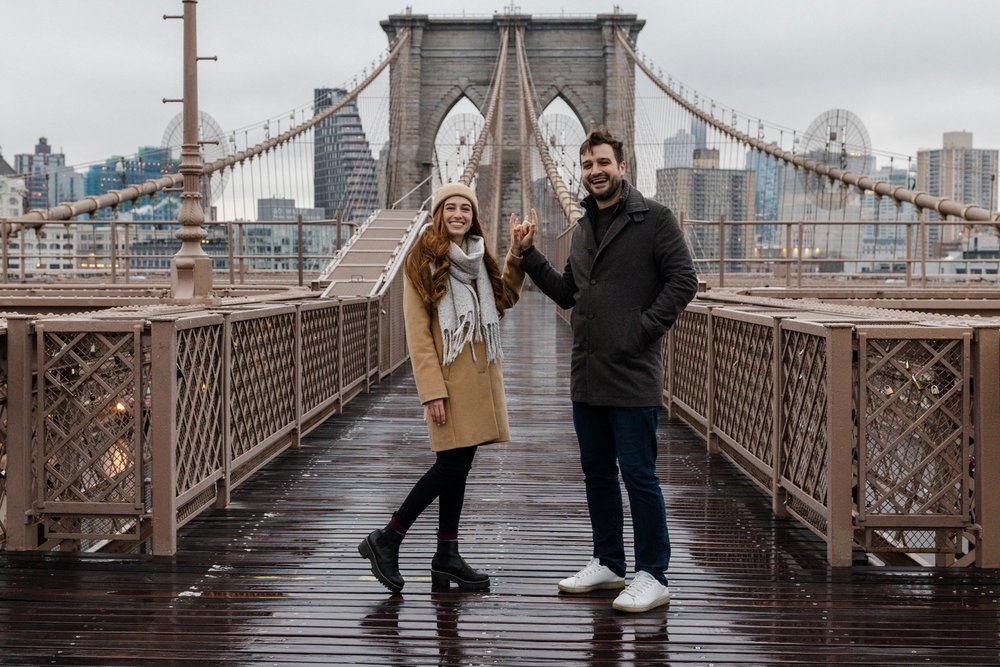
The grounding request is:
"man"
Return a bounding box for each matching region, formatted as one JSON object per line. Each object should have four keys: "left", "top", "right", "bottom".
{"left": 512, "top": 129, "right": 698, "bottom": 613}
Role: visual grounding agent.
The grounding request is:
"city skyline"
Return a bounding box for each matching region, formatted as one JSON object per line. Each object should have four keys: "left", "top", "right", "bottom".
{"left": 2, "top": 0, "right": 998, "bottom": 173}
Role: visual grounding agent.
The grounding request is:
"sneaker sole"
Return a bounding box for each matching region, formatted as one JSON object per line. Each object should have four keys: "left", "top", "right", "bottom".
{"left": 612, "top": 595, "right": 671, "bottom": 613}
{"left": 558, "top": 580, "right": 626, "bottom": 594}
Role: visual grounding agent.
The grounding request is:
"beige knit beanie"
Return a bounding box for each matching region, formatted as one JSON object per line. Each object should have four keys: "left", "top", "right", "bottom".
{"left": 432, "top": 182, "right": 479, "bottom": 220}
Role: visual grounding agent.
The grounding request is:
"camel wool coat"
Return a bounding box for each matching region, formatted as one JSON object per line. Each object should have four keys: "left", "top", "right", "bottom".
{"left": 404, "top": 248, "right": 525, "bottom": 451}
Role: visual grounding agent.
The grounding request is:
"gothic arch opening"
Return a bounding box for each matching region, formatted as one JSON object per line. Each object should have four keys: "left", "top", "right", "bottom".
{"left": 433, "top": 97, "right": 486, "bottom": 189}
{"left": 536, "top": 95, "right": 587, "bottom": 201}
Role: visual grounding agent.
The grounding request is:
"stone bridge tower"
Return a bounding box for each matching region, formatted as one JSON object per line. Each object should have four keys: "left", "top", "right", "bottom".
{"left": 380, "top": 11, "right": 644, "bottom": 224}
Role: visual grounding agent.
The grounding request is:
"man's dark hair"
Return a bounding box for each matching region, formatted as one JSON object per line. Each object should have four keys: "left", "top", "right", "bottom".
{"left": 580, "top": 128, "right": 624, "bottom": 164}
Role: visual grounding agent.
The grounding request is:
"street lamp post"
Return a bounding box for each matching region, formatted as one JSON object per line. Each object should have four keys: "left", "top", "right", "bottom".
{"left": 169, "top": 0, "right": 215, "bottom": 303}
{"left": 111, "top": 158, "right": 128, "bottom": 283}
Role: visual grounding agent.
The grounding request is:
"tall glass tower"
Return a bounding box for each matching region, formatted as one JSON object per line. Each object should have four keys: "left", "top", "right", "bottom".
{"left": 313, "top": 88, "right": 379, "bottom": 223}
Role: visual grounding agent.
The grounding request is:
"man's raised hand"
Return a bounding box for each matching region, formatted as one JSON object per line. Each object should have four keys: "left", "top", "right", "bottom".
{"left": 508, "top": 209, "right": 538, "bottom": 251}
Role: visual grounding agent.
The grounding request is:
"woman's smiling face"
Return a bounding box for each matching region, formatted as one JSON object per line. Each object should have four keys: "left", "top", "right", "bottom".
{"left": 442, "top": 195, "right": 474, "bottom": 243}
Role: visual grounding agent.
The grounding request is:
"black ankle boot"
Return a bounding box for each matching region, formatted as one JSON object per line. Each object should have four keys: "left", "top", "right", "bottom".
{"left": 431, "top": 540, "right": 490, "bottom": 590}
{"left": 359, "top": 528, "right": 405, "bottom": 593}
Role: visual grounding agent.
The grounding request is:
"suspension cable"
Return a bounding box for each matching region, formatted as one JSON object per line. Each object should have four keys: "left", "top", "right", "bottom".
{"left": 12, "top": 28, "right": 412, "bottom": 227}
{"left": 514, "top": 27, "right": 582, "bottom": 225}
{"left": 616, "top": 28, "right": 999, "bottom": 224}
{"left": 460, "top": 27, "right": 510, "bottom": 186}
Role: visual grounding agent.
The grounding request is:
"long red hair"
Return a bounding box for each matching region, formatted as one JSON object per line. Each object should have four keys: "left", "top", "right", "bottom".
{"left": 403, "top": 203, "right": 507, "bottom": 316}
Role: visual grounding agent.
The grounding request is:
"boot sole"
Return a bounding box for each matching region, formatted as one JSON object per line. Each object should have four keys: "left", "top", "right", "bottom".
{"left": 358, "top": 538, "right": 404, "bottom": 593}
{"left": 431, "top": 569, "right": 490, "bottom": 590}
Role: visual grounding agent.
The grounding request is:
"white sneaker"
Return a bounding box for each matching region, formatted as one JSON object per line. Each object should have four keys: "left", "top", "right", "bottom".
{"left": 557, "top": 558, "right": 626, "bottom": 593}
{"left": 612, "top": 571, "right": 671, "bottom": 612}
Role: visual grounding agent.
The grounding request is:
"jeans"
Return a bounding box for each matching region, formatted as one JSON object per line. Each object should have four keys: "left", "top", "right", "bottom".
{"left": 394, "top": 446, "right": 478, "bottom": 534}
{"left": 572, "top": 402, "right": 670, "bottom": 584}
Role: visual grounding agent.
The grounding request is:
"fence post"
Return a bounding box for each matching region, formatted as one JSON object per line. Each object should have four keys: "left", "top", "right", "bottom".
{"left": 4, "top": 317, "right": 39, "bottom": 550}
{"left": 297, "top": 214, "right": 304, "bottom": 288}
{"left": 973, "top": 326, "right": 1000, "bottom": 567}
{"left": 149, "top": 317, "right": 179, "bottom": 555}
{"left": 1, "top": 219, "right": 9, "bottom": 283}
{"left": 291, "top": 304, "right": 303, "bottom": 450}
{"left": 905, "top": 221, "right": 913, "bottom": 287}
{"left": 238, "top": 225, "right": 245, "bottom": 285}
{"left": 216, "top": 312, "right": 233, "bottom": 509}
{"left": 784, "top": 222, "right": 792, "bottom": 288}
{"left": 826, "top": 323, "right": 855, "bottom": 566}
{"left": 705, "top": 306, "right": 718, "bottom": 454}
{"left": 771, "top": 317, "right": 789, "bottom": 518}
{"left": 796, "top": 220, "right": 804, "bottom": 289}
{"left": 665, "top": 326, "right": 675, "bottom": 418}
{"left": 226, "top": 219, "right": 235, "bottom": 285}
{"left": 718, "top": 215, "right": 726, "bottom": 288}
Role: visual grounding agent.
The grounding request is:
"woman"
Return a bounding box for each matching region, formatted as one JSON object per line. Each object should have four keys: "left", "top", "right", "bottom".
{"left": 358, "top": 182, "right": 526, "bottom": 593}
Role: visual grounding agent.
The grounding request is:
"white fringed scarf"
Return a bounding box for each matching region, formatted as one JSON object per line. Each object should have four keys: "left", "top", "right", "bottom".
{"left": 437, "top": 235, "right": 502, "bottom": 367}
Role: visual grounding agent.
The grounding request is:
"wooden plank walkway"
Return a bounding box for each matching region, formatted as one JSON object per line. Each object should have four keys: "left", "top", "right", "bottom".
{"left": 2, "top": 291, "right": 999, "bottom": 665}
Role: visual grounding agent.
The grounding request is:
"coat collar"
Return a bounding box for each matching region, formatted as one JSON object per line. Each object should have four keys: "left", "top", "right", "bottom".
{"left": 580, "top": 180, "right": 649, "bottom": 255}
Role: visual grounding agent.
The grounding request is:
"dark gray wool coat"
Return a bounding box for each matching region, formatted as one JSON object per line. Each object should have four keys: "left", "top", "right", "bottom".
{"left": 520, "top": 180, "right": 698, "bottom": 407}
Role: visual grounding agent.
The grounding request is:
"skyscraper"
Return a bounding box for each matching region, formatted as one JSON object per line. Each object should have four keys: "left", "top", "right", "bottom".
{"left": 745, "top": 146, "right": 785, "bottom": 250}
{"left": 655, "top": 148, "right": 755, "bottom": 270}
{"left": 917, "top": 131, "right": 998, "bottom": 254}
{"left": 313, "top": 88, "right": 379, "bottom": 223}
{"left": 14, "top": 137, "right": 82, "bottom": 211}
{"left": 662, "top": 118, "right": 709, "bottom": 171}
{"left": 0, "top": 147, "right": 23, "bottom": 218}
{"left": 251, "top": 197, "right": 331, "bottom": 271}
{"left": 84, "top": 146, "right": 179, "bottom": 221}
{"left": 663, "top": 129, "right": 695, "bottom": 169}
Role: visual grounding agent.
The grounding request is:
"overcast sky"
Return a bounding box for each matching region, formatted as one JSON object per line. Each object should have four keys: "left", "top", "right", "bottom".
{"left": 2, "top": 0, "right": 998, "bottom": 170}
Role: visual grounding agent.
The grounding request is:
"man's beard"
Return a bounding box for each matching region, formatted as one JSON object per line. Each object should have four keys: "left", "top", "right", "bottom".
{"left": 584, "top": 173, "right": 623, "bottom": 201}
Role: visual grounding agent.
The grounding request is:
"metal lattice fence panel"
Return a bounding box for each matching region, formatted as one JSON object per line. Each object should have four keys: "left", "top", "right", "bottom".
{"left": 713, "top": 314, "right": 775, "bottom": 472}
{"left": 301, "top": 303, "right": 341, "bottom": 415}
{"left": 368, "top": 301, "right": 379, "bottom": 376}
{"left": 780, "top": 326, "right": 830, "bottom": 533}
{"left": 36, "top": 323, "right": 149, "bottom": 541}
{"left": 859, "top": 329, "right": 971, "bottom": 552}
{"left": 380, "top": 272, "right": 408, "bottom": 375}
{"left": 341, "top": 301, "right": 369, "bottom": 392}
{"left": 175, "top": 322, "right": 224, "bottom": 499}
{"left": 670, "top": 308, "right": 709, "bottom": 419}
{"left": 229, "top": 311, "right": 296, "bottom": 464}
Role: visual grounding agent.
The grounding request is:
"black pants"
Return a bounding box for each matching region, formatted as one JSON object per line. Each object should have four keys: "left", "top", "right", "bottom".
{"left": 394, "top": 446, "right": 478, "bottom": 534}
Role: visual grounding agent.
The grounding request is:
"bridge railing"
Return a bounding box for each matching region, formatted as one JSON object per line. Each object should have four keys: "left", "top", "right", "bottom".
{"left": 0, "top": 265, "right": 406, "bottom": 554}
{"left": 664, "top": 300, "right": 1000, "bottom": 568}
{"left": 679, "top": 216, "right": 1000, "bottom": 288}
{"left": 0, "top": 218, "right": 360, "bottom": 287}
